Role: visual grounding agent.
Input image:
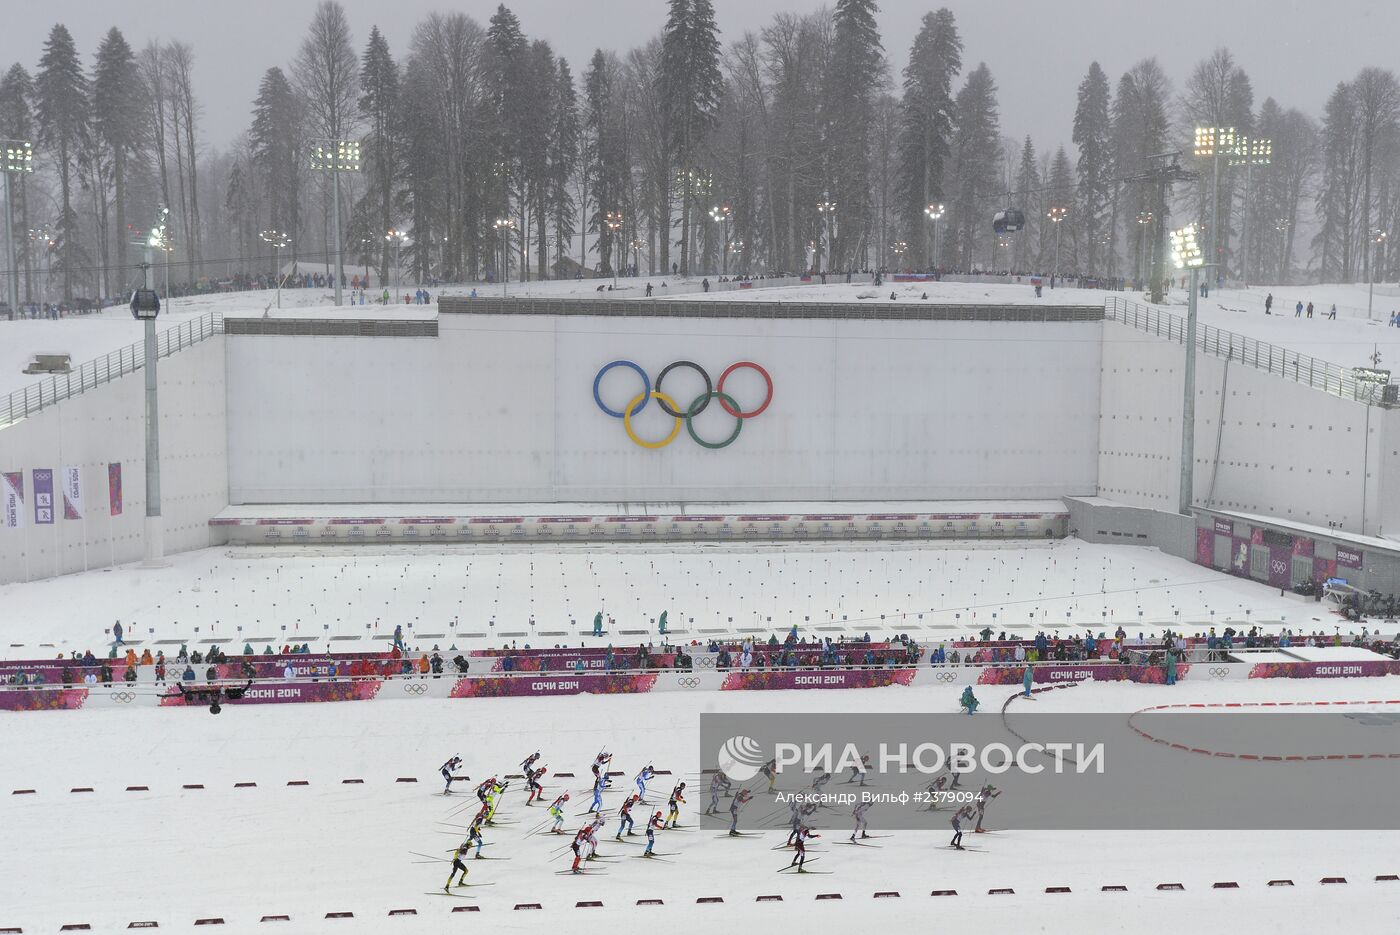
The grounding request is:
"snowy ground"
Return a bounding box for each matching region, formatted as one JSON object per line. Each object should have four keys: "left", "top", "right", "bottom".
{"left": 2, "top": 676, "right": 1397, "bottom": 934}
{"left": 8, "top": 277, "right": 1400, "bottom": 398}
{"left": 0, "top": 538, "right": 1331, "bottom": 660}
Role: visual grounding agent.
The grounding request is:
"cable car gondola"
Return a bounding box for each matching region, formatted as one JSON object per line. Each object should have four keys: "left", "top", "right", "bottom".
{"left": 992, "top": 208, "right": 1025, "bottom": 235}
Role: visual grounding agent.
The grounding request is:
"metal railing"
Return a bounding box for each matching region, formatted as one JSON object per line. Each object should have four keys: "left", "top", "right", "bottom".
{"left": 1, "top": 312, "right": 225, "bottom": 429}
{"left": 442, "top": 296, "right": 1105, "bottom": 322}
{"left": 1105, "top": 296, "right": 1382, "bottom": 404}
{"left": 224, "top": 317, "right": 437, "bottom": 337}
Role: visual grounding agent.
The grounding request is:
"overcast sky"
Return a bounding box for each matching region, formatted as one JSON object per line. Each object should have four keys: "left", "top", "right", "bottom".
{"left": 1, "top": 0, "right": 1393, "bottom": 153}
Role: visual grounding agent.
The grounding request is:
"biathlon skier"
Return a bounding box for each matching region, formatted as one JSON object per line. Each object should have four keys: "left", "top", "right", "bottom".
{"left": 526, "top": 765, "right": 547, "bottom": 804}
{"left": 440, "top": 755, "right": 465, "bottom": 795}
{"left": 851, "top": 800, "right": 873, "bottom": 841}
{"left": 634, "top": 763, "right": 655, "bottom": 802}
{"left": 950, "top": 803, "right": 975, "bottom": 850}
{"left": 704, "top": 771, "right": 732, "bottom": 815}
{"left": 444, "top": 841, "right": 471, "bottom": 891}
{"left": 643, "top": 810, "right": 665, "bottom": 857}
{"left": 615, "top": 793, "right": 638, "bottom": 838}
{"left": 789, "top": 824, "right": 819, "bottom": 872}
{"left": 548, "top": 793, "right": 570, "bottom": 833}
{"left": 974, "top": 783, "right": 1001, "bottom": 833}
{"left": 728, "top": 788, "right": 753, "bottom": 835}
{"left": 665, "top": 781, "right": 687, "bottom": 828}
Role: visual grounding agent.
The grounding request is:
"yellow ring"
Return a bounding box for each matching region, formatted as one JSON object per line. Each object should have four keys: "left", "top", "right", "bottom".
{"left": 622, "top": 390, "right": 682, "bottom": 449}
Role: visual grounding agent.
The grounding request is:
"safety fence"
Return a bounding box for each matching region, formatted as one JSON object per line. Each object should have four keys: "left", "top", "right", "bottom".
{"left": 0, "top": 311, "right": 225, "bottom": 429}
{"left": 5, "top": 657, "right": 1399, "bottom": 711}
{"left": 443, "top": 295, "right": 1106, "bottom": 323}
{"left": 1104, "top": 296, "right": 1384, "bottom": 403}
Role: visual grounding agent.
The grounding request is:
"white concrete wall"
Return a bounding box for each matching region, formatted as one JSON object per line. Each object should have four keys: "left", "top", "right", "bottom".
{"left": 1098, "top": 320, "right": 1384, "bottom": 534}
{"left": 0, "top": 339, "right": 229, "bottom": 585}
{"left": 226, "top": 315, "right": 1104, "bottom": 504}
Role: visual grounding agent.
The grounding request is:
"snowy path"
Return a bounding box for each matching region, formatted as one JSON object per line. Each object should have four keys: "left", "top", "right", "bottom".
{"left": 2, "top": 678, "right": 1398, "bottom": 933}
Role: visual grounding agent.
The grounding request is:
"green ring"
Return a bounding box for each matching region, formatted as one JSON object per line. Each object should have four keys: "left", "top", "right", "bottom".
{"left": 685, "top": 391, "right": 743, "bottom": 449}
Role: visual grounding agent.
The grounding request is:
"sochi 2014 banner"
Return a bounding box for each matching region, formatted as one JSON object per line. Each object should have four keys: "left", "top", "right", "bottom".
{"left": 158, "top": 680, "right": 383, "bottom": 707}
{"left": 32, "top": 468, "right": 54, "bottom": 525}
{"left": 0, "top": 687, "right": 89, "bottom": 711}
{"left": 720, "top": 669, "right": 917, "bottom": 691}
{"left": 1248, "top": 659, "right": 1400, "bottom": 679}
{"left": 450, "top": 673, "right": 658, "bottom": 698}
{"left": 1, "top": 472, "right": 21, "bottom": 529}
{"left": 108, "top": 463, "right": 123, "bottom": 516}
{"left": 62, "top": 466, "right": 83, "bottom": 520}
{"left": 977, "top": 664, "right": 1186, "bottom": 686}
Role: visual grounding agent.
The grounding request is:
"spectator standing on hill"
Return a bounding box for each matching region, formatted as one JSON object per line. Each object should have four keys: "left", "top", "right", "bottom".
{"left": 1264, "top": 293, "right": 1273, "bottom": 315}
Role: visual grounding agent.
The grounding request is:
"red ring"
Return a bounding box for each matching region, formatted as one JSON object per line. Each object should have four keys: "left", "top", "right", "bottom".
{"left": 716, "top": 362, "right": 773, "bottom": 418}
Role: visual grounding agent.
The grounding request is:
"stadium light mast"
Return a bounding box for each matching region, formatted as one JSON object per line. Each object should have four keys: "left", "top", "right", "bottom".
{"left": 817, "top": 194, "right": 836, "bottom": 272}
{"left": 709, "top": 204, "right": 731, "bottom": 275}
{"left": 925, "top": 203, "right": 945, "bottom": 271}
{"left": 1194, "top": 127, "right": 1235, "bottom": 286}
{"left": 385, "top": 228, "right": 408, "bottom": 301}
{"left": 2, "top": 140, "right": 33, "bottom": 319}
{"left": 259, "top": 230, "right": 291, "bottom": 308}
{"left": 1228, "top": 136, "right": 1271, "bottom": 289}
{"left": 1170, "top": 223, "right": 1206, "bottom": 516}
{"left": 130, "top": 206, "right": 172, "bottom": 568}
{"left": 1371, "top": 230, "right": 1388, "bottom": 321}
{"left": 604, "top": 211, "right": 623, "bottom": 287}
{"left": 309, "top": 139, "right": 360, "bottom": 307}
{"left": 1047, "top": 206, "right": 1069, "bottom": 283}
{"left": 493, "top": 218, "right": 514, "bottom": 296}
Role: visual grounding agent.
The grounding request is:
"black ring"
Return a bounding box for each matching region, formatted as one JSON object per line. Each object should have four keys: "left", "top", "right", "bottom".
{"left": 654, "top": 361, "right": 712, "bottom": 418}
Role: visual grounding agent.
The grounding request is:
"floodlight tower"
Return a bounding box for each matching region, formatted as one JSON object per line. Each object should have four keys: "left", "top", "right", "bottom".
{"left": 925, "top": 203, "right": 945, "bottom": 270}
{"left": 1170, "top": 223, "right": 1206, "bottom": 515}
{"left": 309, "top": 139, "right": 360, "bottom": 306}
{"left": 1194, "top": 127, "right": 1236, "bottom": 284}
{"left": 2, "top": 140, "right": 33, "bottom": 318}
{"left": 1228, "top": 136, "right": 1271, "bottom": 288}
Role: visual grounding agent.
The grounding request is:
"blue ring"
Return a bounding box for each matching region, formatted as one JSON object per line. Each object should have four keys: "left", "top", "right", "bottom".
{"left": 593, "top": 360, "right": 651, "bottom": 418}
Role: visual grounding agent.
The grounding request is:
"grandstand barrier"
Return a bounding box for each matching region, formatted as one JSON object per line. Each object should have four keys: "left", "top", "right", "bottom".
{"left": 210, "top": 508, "right": 1071, "bottom": 545}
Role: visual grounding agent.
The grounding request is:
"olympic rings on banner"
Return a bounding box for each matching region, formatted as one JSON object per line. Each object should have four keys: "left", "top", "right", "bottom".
{"left": 594, "top": 360, "right": 774, "bottom": 449}
{"left": 717, "top": 362, "right": 773, "bottom": 418}
{"left": 110, "top": 691, "right": 136, "bottom": 703}
{"left": 686, "top": 391, "right": 743, "bottom": 449}
{"left": 934, "top": 671, "right": 958, "bottom": 683}
{"left": 677, "top": 676, "right": 702, "bottom": 689}
{"left": 624, "top": 391, "right": 683, "bottom": 449}
{"left": 403, "top": 682, "right": 429, "bottom": 695}
{"left": 593, "top": 360, "right": 650, "bottom": 418}
{"left": 655, "top": 361, "right": 712, "bottom": 417}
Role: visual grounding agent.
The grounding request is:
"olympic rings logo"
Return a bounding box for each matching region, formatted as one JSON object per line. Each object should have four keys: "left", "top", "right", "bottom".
{"left": 676, "top": 677, "right": 701, "bottom": 689}
{"left": 696, "top": 655, "right": 717, "bottom": 669}
{"left": 1208, "top": 667, "right": 1231, "bottom": 680}
{"left": 110, "top": 691, "right": 136, "bottom": 704}
{"left": 593, "top": 360, "right": 773, "bottom": 450}
{"left": 403, "top": 682, "right": 428, "bottom": 695}
{"left": 933, "top": 671, "right": 958, "bottom": 683}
